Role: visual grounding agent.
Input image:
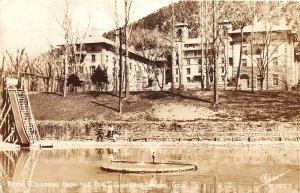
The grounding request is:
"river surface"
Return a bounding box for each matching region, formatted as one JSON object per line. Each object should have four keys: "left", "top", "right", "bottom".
{"left": 0, "top": 144, "right": 299, "bottom": 193}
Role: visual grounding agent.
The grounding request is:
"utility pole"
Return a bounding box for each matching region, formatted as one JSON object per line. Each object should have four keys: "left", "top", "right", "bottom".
{"left": 171, "top": 3, "right": 175, "bottom": 90}
{"left": 63, "top": 46, "right": 68, "bottom": 98}
{"left": 251, "top": 0, "right": 255, "bottom": 93}
{"left": 118, "top": 28, "right": 123, "bottom": 113}
{"left": 200, "top": 1, "right": 204, "bottom": 90}
{"left": 213, "top": 0, "right": 218, "bottom": 105}
{"left": 124, "top": 0, "right": 130, "bottom": 97}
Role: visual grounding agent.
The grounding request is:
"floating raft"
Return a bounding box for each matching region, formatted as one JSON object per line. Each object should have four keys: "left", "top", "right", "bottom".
{"left": 100, "top": 160, "right": 197, "bottom": 173}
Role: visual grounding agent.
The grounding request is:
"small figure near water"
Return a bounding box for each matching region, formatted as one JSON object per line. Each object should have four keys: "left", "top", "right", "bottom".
{"left": 106, "top": 124, "right": 119, "bottom": 142}
{"left": 152, "top": 152, "right": 155, "bottom": 164}
{"left": 96, "top": 128, "right": 104, "bottom": 142}
{"left": 106, "top": 124, "right": 114, "bottom": 138}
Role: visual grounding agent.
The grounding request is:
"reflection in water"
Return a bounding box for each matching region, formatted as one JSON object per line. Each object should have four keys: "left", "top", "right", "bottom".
{"left": 0, "top": 146, "right": 299, "bottom": 193}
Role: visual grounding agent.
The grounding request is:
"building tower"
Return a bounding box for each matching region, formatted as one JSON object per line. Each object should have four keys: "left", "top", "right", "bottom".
{"left": 173, "top": 23, "right": 189, "bottom": 89}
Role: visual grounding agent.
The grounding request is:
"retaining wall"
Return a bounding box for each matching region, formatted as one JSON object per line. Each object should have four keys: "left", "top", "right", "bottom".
{"left": 36, "top": 121, "right": 299, "bottom": 142}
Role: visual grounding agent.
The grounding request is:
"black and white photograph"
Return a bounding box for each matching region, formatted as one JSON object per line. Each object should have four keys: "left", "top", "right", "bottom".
{"left": 0, "top": 0, "right": 299, "bottom": 192}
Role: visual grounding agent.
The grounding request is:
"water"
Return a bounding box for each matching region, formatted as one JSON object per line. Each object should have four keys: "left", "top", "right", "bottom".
{"left": 0, "top": 145, "right": 299, "bottom": 193}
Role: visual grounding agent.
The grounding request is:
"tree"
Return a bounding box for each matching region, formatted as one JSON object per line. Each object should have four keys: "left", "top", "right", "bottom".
{"left": 222, "top": 1, "right": 253, "bottom": 90}
{"left": 5, "top": 48, "right": 26, "bottom": 78}
{"left": 33, "top": 46, "right": 61, "bottom": 92}
{"left": 245, "top": 1, "right": 289, "bottom": 90}
{"left": 252, "top": 28, "right": 288, "bottom": 90}
{"left": 54, "top": 0, "right": 88, "bottom": 97}
{"left": 91, "top": 66, "right": 108, "bottom": 91}
{"left": 124, "top": 0, "right": 133, "bottom": 97}
{"left": 67, "top": 74, "right": 82, "bottom": 92}
{"left": 131, "top": 27, "right": 169, "bottom": 91}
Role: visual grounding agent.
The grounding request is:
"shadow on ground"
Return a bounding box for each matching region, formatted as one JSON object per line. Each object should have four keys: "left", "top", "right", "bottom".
{"left": 91, "top": 101, "right": 119, "bottom": 112}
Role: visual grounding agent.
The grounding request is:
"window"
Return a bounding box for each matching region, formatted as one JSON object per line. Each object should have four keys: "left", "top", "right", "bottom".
{"left": 242, "top": 59, "right": 247, "bottom": 67}
{"left": 75, "top": 57, "right": 81, "bottom": 64}
{"left": 177, "top": 28, "right": 182, "bottom": 38}
{"left": 273, "top": 74, "right": 279, "bottom": 86}
{"left": 91, "top": 54, "right": 96, "bottom": 62}
{"left": 257, "top": 58, "right": 262, "bottom": 66}
{"left": 175, "top": 68, "right": 179, "bottom": 75}
{"left": 221, "top": 67, "right": 225, "bottom": 73}
{"left": 222, "top": 75, "right": 225, "bottom": 82}
{"left": 273, "top": 58, "right": 278, "bottom": 66}
{"left": 198, "top": 59, "right": 202, "bottom": 65}
{"left": 79, "top": 66, "right": 84, "bottom": 73}
{"left": 257, "top": 75, "right": 262, "bottom": 88}
{"left": 194, "top": 76, "right": 202, "bottom": 82}
{"left": 229, "top": 58, "right": 233, "bottom": 66}
{"left": 130, "top": 63, "right": 132, "bottom": 70}
{"left": 255, "top": 45, "right": 263, "bottom": 54}
{"left": 187, "top": 68, "right": 191, "bottom": 75}
{"left": 221, "top": 57, "right": 225, "bottom": 64}
{"left": 90, "top": 66, "right": 95, "bottom": 73}
{"left": 198, "top": 67, "right": 202, "bottom": 73}
{"left": 187, "top": 59, "right": 190, "bottom": 65}
{"left": 175, "top": 77, "right": 179, "bottom": 82}
{"left": 187, "top": 77, "right": 191, "bottom": 83}
{"left": 106, "top": 55, "right": 108, "bottom": 63}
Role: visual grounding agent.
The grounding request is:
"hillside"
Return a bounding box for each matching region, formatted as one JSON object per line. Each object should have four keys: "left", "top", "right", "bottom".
{"left": 103, "top": 1, "right": 300, "bottom": 46}
{"left": 104, "top": 1, "right": 200, "bottom": 42}
{"left": 29, "top": 90, "right": 300, "bottom": 122}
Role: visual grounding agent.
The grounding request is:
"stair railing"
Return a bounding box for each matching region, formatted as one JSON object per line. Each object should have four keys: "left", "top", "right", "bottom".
{"left": 23, "top": 79, "right": 40, "bottom": 141}
{"left": 15, "top": 91, "right": 34, "bottom": 143}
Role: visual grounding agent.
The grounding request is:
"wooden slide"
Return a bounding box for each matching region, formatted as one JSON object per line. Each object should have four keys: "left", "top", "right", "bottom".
{"left": 8, "top": 90, "right": 32, "bottom": 145}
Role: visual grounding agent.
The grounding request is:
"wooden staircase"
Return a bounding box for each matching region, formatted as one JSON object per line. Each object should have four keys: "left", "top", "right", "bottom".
{"left": 15, "top": 90, "right": 36, "bottom": 142}
{"left": 1, "top": 88, "right": 39, "bottom": 145}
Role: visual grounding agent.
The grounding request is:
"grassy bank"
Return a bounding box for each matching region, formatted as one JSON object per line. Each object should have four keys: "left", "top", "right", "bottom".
{"left": 29, "top": 90, "right": 300, "bottom": 122}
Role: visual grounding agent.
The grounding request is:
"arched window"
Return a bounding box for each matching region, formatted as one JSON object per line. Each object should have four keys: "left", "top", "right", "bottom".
{"left": 240, "top": 74, "right": 249, "bottom": 79}
{"left": 177, "top": 29, "right": 182, "bottom": 38}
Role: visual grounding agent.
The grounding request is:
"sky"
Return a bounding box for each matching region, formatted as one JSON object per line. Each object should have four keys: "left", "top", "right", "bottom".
{"left": 0, "top": 0, "right": 177, "bottom": 58}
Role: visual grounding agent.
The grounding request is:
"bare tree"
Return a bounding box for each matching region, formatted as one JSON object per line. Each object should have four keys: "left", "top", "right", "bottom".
{"left": 54, "top": 0, "right": 86, "bottom": 96}
{"left": 252, "top": 29, "right": 288, "bottom": 90}
{"left": 5, "top": 48, "right": 26, "bottom": 78}
{"left": 223, "top": 1, "right": 253, "bottom": 90}
{"left": 0, "top": 56, "right": 5, "bottom": 92}
{"left": 131, "top": 27, "right": 168, "bottom": 91}
{"left": 124, "top": 0, "right": 133, "bottom": 97}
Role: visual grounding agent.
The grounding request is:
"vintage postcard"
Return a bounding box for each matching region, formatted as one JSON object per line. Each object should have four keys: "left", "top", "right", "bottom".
{"left": 0, "top": 0, "right": 299, "bottom": 193}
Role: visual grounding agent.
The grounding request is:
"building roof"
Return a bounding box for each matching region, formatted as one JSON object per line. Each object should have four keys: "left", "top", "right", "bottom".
{"left": 81, "top": 35, "right": 116, "bottom": 46}
{"left": 175, "top": 23, "right": 188, "bottom": 27}
{"left": 229, "top": 20, "right": 294, "bottom": 34}
{"left": 184, "top": 38, "right": 202, "bottom": 44}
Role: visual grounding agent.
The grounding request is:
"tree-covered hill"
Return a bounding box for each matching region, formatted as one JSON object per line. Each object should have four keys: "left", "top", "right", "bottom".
{"left": 103, "top": 1, "right": 300, "bottom": 46}
{"left": 103, "top": 1, "right": 201, "bottom": 42}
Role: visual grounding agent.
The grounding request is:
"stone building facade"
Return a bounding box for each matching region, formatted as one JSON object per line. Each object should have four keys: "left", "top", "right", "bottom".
{"left": 173, "top": 19, "right": 299, "bottom": 90}
{"left": 68, "top": 35, "right": 165, "bottom": 91}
